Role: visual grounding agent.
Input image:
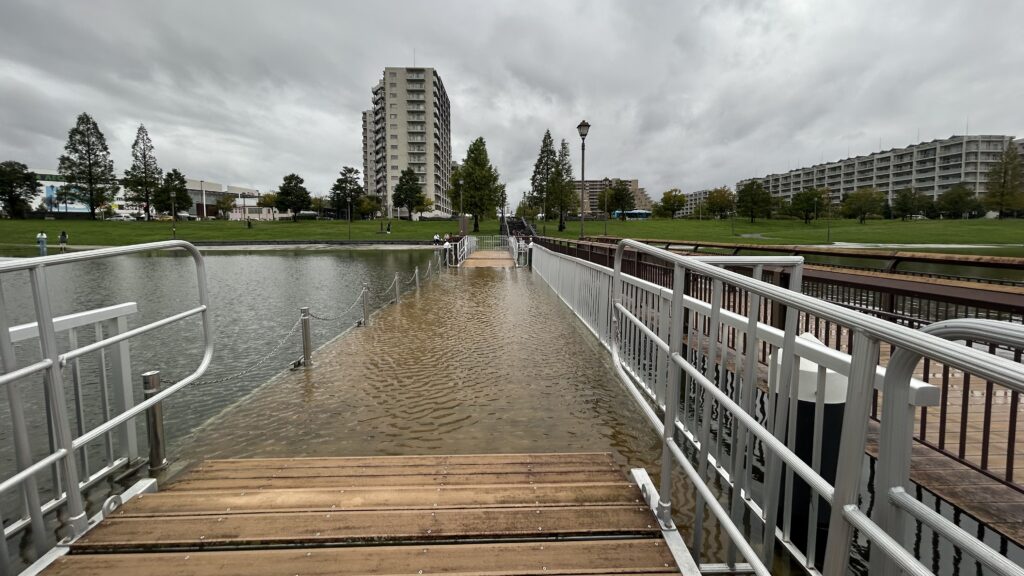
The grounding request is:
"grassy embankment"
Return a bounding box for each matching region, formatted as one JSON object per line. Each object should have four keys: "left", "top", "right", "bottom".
{"left": 0, "top": 219, "right": 500, "bottom": 247}
{"left": 542, "top": 218, "right": 1024, "bottom": 256}
{"left": 1, "top": 217, "right": 1021, "bottom": 255}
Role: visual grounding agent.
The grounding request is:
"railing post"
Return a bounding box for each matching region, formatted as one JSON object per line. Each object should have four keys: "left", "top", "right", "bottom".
{"left": 361, "top": 284, "right": 369, "bottom": 326}
{"left": 300, "top": 307, "right": 312, "bottom": 367}
{"left": 394, "top": 272, "right": 401, "bottom": 303}
{"left": 142, "top": 371, "right": 167, "bottom": 475}
{"left": 103, "top": 316, "right": 138, "bottom": 462}
{"left": 414, "top": 266, "right": 420, "bottom": 290}
{"left": 28, "top": 266, "right": 88, "bottom": 538}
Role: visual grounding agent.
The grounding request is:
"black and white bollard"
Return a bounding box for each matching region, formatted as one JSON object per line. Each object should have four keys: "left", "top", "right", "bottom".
{"left": 770, "top": 333, "right": 846, "bottom": 569}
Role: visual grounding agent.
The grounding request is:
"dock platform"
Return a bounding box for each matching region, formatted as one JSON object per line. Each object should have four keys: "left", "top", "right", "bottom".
{"left": 462, "top": 249, "right": 515, "bottom": 268}
{"left": 42, "top": 453, "right": 684, "bottom": 575}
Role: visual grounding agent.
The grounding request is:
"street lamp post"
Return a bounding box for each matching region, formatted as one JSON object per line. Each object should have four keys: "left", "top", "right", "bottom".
{"left": 170, "top": 190, "right": 176, "bottom": 239}
{"left": 577, "top": 120, "right": 590, "bottom": 239}
{"left": 348, "top": 196, "right": 353, "bottom": 240}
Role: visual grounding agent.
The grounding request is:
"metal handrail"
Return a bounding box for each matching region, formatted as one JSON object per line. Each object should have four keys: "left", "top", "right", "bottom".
{"left": 530, "top": 240, "right": 1024, "bottom": 575}
{"left": 607, "top": 239, "right": 1022, "bottom": 576}
{"left": 0, "top": 240, "right": 212, "bottom": 568}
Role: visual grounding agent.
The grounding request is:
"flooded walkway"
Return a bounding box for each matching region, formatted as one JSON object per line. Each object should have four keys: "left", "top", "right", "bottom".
{"left": 178, "top": 267, "right": 661, "bottom": 466}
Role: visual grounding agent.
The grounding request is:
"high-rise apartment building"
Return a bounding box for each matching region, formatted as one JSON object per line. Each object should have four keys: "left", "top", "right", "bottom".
{"left": 737, "top": 135, "right": 1021, "bottom": 204}
{"left": 573, "top": 178, "right": 652, "bottom": 213}
{"left": 363, "top": 67, "right": 452, "bottom": 218}
{"left": 361, "top": 110, "right": 376, "bottom": 197}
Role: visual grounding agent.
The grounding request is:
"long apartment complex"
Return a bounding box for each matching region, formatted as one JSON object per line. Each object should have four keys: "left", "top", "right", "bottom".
{"left": 363, "top": 67, "right": 452, "bottom": 218}
{"left": 573, "top": 178, "right": 653, "bottom": 213}
{"left": 737, "top": 135, "right": 1022, "bottom": 204}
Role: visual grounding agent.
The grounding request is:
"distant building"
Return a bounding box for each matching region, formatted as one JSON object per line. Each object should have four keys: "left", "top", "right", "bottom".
{"left": 679, "top": 189, "right": 713, "bottom": 217}
{"left": 30, "top": 169, "right": 128, "bottom": 214}
{"left": 737, "top": 135, "right": 1022, "bottom": 204}
{"left": 363, "top": 67, "right": 452, "bottom": 218}
{"left": 228, "top": 196, "right": 288, "bottom": 221}
{"left": 573, "top": 178, "right": 652, "bottom": 214}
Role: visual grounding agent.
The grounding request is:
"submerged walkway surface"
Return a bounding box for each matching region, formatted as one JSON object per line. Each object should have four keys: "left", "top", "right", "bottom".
{"left": 44, "top": 453, "right": 682, "bottom": 576}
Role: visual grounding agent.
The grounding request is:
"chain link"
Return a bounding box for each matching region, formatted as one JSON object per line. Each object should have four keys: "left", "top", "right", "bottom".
{"left": 307, "top": 288, "right": 366, "bottom": 322}
{"left": 373, "top": 276, "right": 399, "bottom": 298}
{"left": 194, "top": 317, "right": 303, "bottom": 386}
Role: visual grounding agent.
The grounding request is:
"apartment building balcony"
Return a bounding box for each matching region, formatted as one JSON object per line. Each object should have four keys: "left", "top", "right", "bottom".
{"left": 409, "top": 135, "right": 426, "bottom": 143}
{"left": 407, "top": 72, "right": 425, "bottom": 80}
{"left": 407, "top": 93, "right": 425, "bottom": 101}
{"left": 408, "top": 123, "right": 426, "bottom": 133}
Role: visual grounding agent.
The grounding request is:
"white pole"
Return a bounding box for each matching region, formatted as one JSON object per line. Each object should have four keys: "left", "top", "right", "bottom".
{"left": 200, "top": 180, "right": 206, "bottom": 219}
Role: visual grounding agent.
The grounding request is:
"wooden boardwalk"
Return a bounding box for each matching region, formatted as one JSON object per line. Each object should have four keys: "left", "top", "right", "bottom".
{"left": 42, "top": 453, "right": 687, "bottom": 576}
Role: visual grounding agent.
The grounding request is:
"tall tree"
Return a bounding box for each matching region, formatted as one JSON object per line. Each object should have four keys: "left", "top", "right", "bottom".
{"left": 983, "top": 143, "right": 1023, "bottom": 218}
{"left": 937, "top": 183, "right": 979, "bottom": 218}
{"left": 448, "top": 137, "right": 502, "bottom": 232}
{"left": 597, "top": 180, "right": 635, "bottom": 219}
{"left": 275, "top": 173, "right": 312, "bottom": 219}
{"left": 215, "top": 194, "right": 236, "bottom": 219}
{"left": 0, "top": 161, "right": 40, "bottom": 218}
{"left": 892, "top": 188, "right": 926, "bottom": 221}
{"left": 789, "top": 187, "right": 828, "bottom": 224}
{"left": 842, "top": 187, "right": 885, "bottom": 223}
{"left": 527, "top": 130, "right": 557, "bottom": 218}
{"left": 155, "top": 168, "right": 188, "bottom": 217}
{"left": 393, "top": 167, "right": 425, "bottom": 219}
{"left": 705, "top": 187, "right": 736, "bottom": 218}
{"left": 548, "top": 139, "right": 577, "bottom": 231}
{"left": 736, "top": 181, "right": 771, "bottom": 223}
{"left": 122, "top": 124, "right": 162, "bottom": 220}
{"left": 330, "top": 166, "right": 363, "bottom": 221}
{"left": 58, "top": 113, "right": 117, "bottom": 219}
{"left": 652, "top": 188, "right": 686, "bottom": 218}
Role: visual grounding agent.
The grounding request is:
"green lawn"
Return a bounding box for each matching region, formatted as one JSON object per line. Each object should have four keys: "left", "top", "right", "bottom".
{"left": 1, "top": 217, "right": 1021, "bottom": 256}
{"left": 542, "top": 217, "right": 1024, "bottom": 250}
{"left": 0, "top": 218, "right": 500, "bottom": 247}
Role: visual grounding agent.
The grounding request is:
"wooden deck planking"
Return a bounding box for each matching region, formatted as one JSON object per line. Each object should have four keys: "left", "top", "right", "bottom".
{"left": 45, "top": 539, "right": 678, "bottom": 576}
{"left": 42, "top": 453, "right": 690, "bottom": 575}
{"left": 865, "top": 423, "right": 1024, "bottom": 548}
{"left": 463, "top": 250, "right": 515, "bottom": 268}
{"left": 115, "top": 483, "right": 641, "bottom": 516}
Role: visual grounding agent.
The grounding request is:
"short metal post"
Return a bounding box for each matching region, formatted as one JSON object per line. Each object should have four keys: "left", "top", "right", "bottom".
{"left": 300, "top": 307, "right": 312, "bottom": 367}
{"left": 142, "top": 371, "right": 167, "bottom": 475}
{"left": 394, "top": 272, "right": 401, "bottom": 303}
{"left": 414, "top": 266, "right": 420, "bottom": 290}
{"left": 361, "top": 284, "right": 369, "bottom": 326}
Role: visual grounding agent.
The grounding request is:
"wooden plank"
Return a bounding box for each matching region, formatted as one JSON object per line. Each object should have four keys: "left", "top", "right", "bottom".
{"left": 47, "top": 539, "right": 680, "bottom": 576}
{"left": 183, "top": 461, "right": 619, "bottom": 480}
{"left": 194, "top": 452, "right": 615, "bottom": 470}
{"left": 116, "top": 483, "right": 643, "bottom": 517}
{"left": 168, "top": 470, "right": 628, "bottom": 492}
{"left": 72, "top": 506, "right": 660, "bottom": 552}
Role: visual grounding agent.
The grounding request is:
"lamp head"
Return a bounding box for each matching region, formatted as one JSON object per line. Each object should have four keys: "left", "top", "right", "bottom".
{"left": 577, "top": 120, "right": 590, "bottom": 140}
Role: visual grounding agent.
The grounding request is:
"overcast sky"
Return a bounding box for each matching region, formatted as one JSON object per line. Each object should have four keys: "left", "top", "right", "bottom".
{"left": 2, "top": 1, "right": 1023, "bottom": 204}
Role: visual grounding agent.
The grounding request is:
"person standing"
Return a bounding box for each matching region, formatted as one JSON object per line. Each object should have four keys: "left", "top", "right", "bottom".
{"left": 36, "top": 231, "right": 47, "bottom": 256}
{"left": 58, "top": 231, "right": 69, "bottom": 254}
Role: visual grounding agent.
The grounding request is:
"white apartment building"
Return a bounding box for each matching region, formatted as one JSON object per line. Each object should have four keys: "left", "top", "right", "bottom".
{"left": 364, "top": 67, "right": 452, "bottom": 218}
{"left": 737, "top": 135, "right": 1022, "bottom": 204}
{"left": 573, "top": 178, "right": 652, "bottom": 213}
{"left": 680, "top": 189, "right": 712, "bottom": 217}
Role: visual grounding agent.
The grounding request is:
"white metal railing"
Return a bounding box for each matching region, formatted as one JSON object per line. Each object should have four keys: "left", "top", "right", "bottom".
{"left": 0, "top": 241, "right": 212, "bottom": 574}
{"left": 445, "top": 235, "right": 477, "bottom": 267}
{"left": 531, "top": 241, "right": 1024, "bottom": 576}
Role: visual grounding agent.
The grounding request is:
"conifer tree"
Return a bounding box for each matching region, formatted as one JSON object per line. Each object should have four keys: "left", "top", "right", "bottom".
{"left": 123, "top": 124, "right": 162, "bottom": 219}
{"left": 984, "top": 143, "right": 1023, "bottom": 218}
{"left": 58, "top": 113, "right": 117, "bottom": 219}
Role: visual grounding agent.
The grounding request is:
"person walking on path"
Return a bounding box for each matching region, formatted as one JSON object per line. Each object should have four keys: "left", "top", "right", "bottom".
{"left": 36, "top": 231, "right": 47, "bottom": 256}
{"left": 58, "top": 231, "right": 69, "bottom": 253}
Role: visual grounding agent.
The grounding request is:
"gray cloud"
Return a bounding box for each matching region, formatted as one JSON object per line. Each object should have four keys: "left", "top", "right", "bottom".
{"left": 1, "top": 0, "right": 1022, "bottom": 205}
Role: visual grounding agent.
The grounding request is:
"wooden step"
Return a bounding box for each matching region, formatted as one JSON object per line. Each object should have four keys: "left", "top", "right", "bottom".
{"left": 115, "top": 483, "right": 643, "bottom": 517}
{"left": 48, "top": 539, "right": 678, "bottom": 576}
{"left": 72, "top": 505, "right": 660, "bottom": 552}
{"left": 182, "top": 461, "right": 620, "bottom": 480}
{"left": 194, "top": 452, "right": 616, "bottom": 470}
{"left": 168, "top": 470, "right": 627, "bottom": 491}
